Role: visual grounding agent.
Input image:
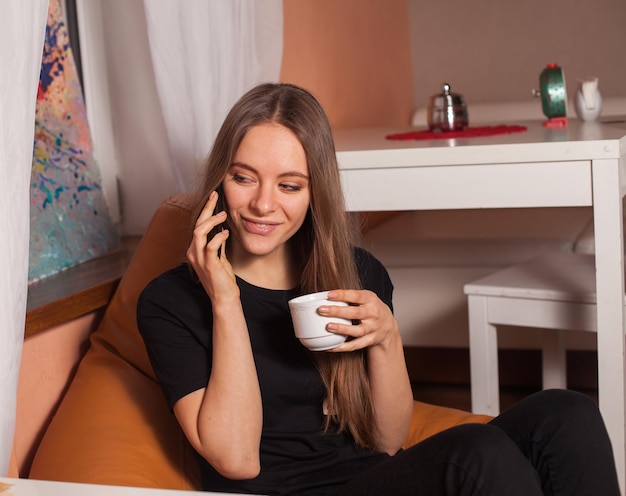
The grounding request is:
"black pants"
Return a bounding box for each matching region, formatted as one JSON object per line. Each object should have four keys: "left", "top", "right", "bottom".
{"left": 335, "top": 389, "right": 620, "bottom": 496}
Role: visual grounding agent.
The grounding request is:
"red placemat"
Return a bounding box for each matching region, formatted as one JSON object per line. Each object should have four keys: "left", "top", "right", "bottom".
{"left": 386, "top": 125, "right": 527, "bottom": 140}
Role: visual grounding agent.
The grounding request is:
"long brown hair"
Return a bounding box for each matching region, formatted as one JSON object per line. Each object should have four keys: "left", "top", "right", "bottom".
{"left": 191, "top": 83, "right": 379, "bottom": 450}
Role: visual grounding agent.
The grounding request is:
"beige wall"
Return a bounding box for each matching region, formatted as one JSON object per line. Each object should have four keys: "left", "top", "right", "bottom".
{"left": 283, "top": 0, "right": 626, "bottom": 126}
{"left": 281, "top": 0, "right": 414, "bottom": 128}
{"left": 408, "top": 0, "right": 626, "bottom": 113}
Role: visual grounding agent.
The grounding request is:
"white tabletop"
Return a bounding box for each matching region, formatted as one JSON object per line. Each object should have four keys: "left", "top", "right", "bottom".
{"left": 333, "top": 120, "right": 626, "bottom": 213}
{"left": 0, "top": 478, "right": 259, "bottom": 496}
{"left": 334, "top": 120, "right": 626, "bottom": 168}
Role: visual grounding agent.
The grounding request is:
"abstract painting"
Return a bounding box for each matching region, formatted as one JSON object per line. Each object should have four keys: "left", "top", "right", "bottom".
{"left": 29, "top": 0, "right": 119, "bottom": 283}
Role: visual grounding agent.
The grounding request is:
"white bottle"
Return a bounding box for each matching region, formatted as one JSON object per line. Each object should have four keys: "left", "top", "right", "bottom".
{"left": 574, "top": 77, "right": 602, "bottom": 121}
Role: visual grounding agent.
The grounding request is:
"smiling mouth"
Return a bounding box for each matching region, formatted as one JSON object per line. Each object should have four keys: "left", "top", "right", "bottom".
{"left": 243, "top": 218, "right": 279, "bottom": 234}
{"left": 247, "top": 218, "right": 277, "bottom": 227}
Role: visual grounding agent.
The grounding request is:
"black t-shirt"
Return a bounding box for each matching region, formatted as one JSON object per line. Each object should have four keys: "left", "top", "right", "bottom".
{"left": 137, "top": 247, "right": 394, "bottom": 496}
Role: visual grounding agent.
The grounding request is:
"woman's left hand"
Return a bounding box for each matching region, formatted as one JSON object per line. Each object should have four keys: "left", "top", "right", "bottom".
{"left": 318, "top": 289, "right": 400, "bottom": 352}
{"left": 321, "top": 289, "right": 413, "bottom": 454}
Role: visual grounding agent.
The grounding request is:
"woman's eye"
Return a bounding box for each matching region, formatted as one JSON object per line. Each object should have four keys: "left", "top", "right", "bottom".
{"left": 280, "top": 183, "right": 302, "bottom": 192}
{"left": 233, "top": 174, "right": 251, "bottom": 184}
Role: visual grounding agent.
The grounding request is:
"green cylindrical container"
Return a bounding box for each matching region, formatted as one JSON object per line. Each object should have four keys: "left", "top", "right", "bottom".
{"left": 538, "top": 63, "right": 567, "bottom": 119}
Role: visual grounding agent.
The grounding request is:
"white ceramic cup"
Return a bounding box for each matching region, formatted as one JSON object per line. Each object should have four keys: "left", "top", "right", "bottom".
{"left": 288, "top": 291, "right": 351, "bottom": 351}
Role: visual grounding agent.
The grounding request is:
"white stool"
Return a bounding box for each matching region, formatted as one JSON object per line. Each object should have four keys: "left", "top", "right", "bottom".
{"left": 463, "top": 251, "right": 600, "bottom": 415}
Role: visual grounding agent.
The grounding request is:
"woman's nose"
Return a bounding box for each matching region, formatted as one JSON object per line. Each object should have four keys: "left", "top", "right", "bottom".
{"left": 250, "top": 186, "right": 277, "bottom": 215}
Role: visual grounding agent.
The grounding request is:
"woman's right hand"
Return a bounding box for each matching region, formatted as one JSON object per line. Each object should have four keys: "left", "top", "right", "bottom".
{"left": 186, "top": 190, "right": 238, "bottom": 302}
{"left": 178, "top": 189, "right": 263, "bottom": 479}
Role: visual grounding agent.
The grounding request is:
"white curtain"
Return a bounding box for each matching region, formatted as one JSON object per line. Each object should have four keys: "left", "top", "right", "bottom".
{"left": 143, "top": 0, "right": 283, "bottom": 192}
{"left": 77, "top": 0, "right": 283, "bottom": 235}
{"left": 0, "top": 0, "right": 49, "bottom": 476}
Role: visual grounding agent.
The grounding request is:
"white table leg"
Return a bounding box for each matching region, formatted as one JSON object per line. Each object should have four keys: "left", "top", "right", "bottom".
{"left": 592, "top": 157, "right": 626, "bottom": 495}
{"left": 541, "top": 329, "right": 567, "bottom": 390}
{"left": 468, "top": 294, "right": 500, "bottom": 415}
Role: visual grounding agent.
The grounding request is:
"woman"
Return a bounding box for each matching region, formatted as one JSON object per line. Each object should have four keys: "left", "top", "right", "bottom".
{"left": 137, "top": 83, "right": 620, "bottom": 496}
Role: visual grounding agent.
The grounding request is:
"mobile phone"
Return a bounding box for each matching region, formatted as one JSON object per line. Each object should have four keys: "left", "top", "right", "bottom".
{"left": 208, "top": 184, "right": 226, "bottom": 257}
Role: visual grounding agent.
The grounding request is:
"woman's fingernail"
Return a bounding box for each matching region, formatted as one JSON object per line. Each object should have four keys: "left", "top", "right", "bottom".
{"left": 318, "top": 306, "right": 329, "bottom": 314}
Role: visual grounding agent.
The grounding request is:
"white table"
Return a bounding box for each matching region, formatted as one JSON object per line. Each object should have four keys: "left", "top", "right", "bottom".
{"left": 0, "top": 478, "right": 257, "bottom": 496}
{"left": 334, "top": 120, "right": 626, "bottom": 493}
